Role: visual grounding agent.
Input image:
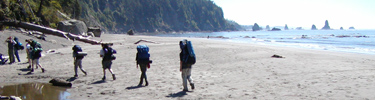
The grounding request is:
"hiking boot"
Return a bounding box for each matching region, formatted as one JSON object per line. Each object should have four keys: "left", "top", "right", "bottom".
{"left": 112, "top": 74, "right": 116, "bottom": 80}
{"left": 83, "top": 71, "right": 87, "bottom": 75}
{"left": 102, "top": 76, "right": 106, "bottom": 80}
{"left": 41, "top": 68, "right": 45, "bottom": 73}
{"left": 30, "top": 69, "right": 34, "bottom": 72}
{"left": 27, "top": 65, "right": 31, "bottom": 69}
{"left": 74, "top": 75, "right": 78, "bottom": 77}
{"left": 183, "top": 89, "right": 188, "bottom": 92}
{"left": 190, "top": 83, "right": 195, "bottom": 89}
{"left": 145, "top": 81, "right": 149, "bottom": 86}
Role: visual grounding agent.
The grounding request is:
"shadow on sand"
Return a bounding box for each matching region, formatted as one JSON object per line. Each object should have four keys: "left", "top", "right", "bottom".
{"left": 166, "top": 91, "right": 187, "bottom": 98}
{"left": 91, "top": 80, "right": 106, "bottom": 84}
{"left": 125, "top": 85, "right": 144, "bottom": 90}
{"left": 66, "top": 77, "right": 77, "bottom": 82}
{"left": 18, "top": 68, "right": 30, "bottom": 72}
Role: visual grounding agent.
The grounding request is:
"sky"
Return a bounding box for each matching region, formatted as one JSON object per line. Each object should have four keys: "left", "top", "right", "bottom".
{"left": 211, "top": 0, "right": 375, "bottom": 29}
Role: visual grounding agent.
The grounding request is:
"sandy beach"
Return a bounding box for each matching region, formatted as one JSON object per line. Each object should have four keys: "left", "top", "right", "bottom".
{"left": 1, "top": 30, "right": 375, "bottom": 99}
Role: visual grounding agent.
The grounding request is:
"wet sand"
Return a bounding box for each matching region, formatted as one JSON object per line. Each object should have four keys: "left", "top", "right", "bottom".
{"left": 1, "top": 30, "right": 375, "bottom": 99}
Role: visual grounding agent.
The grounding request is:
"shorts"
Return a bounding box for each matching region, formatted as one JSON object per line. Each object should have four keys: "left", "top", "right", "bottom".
{"left": 102, "top": 60, "right": 112, "bottom": 69}
{"left": 32, "top": 59, "right": 40, "bottom": 65}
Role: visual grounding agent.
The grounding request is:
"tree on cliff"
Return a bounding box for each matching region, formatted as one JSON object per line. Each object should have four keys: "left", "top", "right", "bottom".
{"left": 311, "top": 24, "right": 317, "bottom": 30}
{"left": 252, "top": 23, "right": 260, "bottom": 31}
{"left": 79, "top": 0, "right": 237, "bottom": 33}
{"left": 321, "top": 20, "right": 331, "bottom": 30}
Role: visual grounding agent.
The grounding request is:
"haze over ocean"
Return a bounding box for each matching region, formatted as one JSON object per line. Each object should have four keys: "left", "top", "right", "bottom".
{"left": 156, "top": 30, "right": 375, "bottom": 54}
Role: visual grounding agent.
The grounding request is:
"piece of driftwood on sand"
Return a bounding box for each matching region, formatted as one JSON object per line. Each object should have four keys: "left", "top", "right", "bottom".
{"left": 134, "top": 39, "right": 159, "bottom": 44}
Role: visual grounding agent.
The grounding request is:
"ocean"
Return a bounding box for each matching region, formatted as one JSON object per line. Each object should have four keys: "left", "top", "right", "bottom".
{"left": 154, "top": 30, "right": 375, "bottom": 55}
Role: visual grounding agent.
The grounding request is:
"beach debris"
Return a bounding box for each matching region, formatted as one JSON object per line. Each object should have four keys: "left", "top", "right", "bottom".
{"left": 272, "top": 54, "right": 284, "bottom": 58}
{"left": 1, "top": 20, "right": 104, "bottom": 45}
{"left": 0, "top": 95, "right": 22, "bottom": 100}
{"left": 127, "top": 29, "right": 134, "bottom": 35}
{"left": 134, "top": 39, "right": 159, "bottom": 44}
{"left": 49, "top": 78, "right": 72, "bottom": 87}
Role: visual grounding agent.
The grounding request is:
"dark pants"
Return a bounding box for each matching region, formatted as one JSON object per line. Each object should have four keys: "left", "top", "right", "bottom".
{"left": 14, "top": 49, "right": 20, "bottom": 62}
{"left": 138, "top": 64, "right": 148, "bottom": 85}
{"left": 8, "top": 49, "right": 15, "bottom": 63}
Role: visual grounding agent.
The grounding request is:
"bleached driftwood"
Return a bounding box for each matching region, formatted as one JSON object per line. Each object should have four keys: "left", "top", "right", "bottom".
{"left": 1, "top": 20, "right": 105, "bottom": 45}
{"left": 134, "top": 39, "right": 159, "bottom": 44}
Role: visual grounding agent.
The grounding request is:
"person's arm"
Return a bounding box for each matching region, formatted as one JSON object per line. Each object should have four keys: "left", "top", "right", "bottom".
{"left": 136, "top": 53, "right": 138, "bottom": 69}
{"left": 180, "top": 61, "right": 182, "bottom": 72}
{"left": 100, "top": 49, "right": 104, "bottom": 57}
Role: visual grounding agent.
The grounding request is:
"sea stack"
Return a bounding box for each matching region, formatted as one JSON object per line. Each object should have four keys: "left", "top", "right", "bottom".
{"left": 265, "top": 25, "right": 270, "bottom": 31}
{"left": 284, "top": 24, "right": 289, "bottom": 30}
{"left": 252, "top": 23, "right": 261, "bottom": 31}
{"left": 311, "top": 24, "right": 317, "bottom": 30}
{"left": 321, "top": 20, "right": 331, "bottom": 30}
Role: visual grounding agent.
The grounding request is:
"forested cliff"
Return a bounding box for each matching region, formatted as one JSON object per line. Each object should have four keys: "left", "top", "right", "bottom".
{"left": 0, "top": 0, "right": 236, "bottom": 33}
{"left": 79, "top": 0, "right": 236, "bottom": 33}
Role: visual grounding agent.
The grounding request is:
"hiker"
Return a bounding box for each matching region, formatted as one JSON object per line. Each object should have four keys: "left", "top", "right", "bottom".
{"left": 179, "top": 39, "right": 196, "bottom": 91}
{"left": 5, "top": 36, "right": 15, "bottom": 64}
{"left": 136, "top": 45, "right": 152, "bottom": 86}
{"left": 72, "top": 45, "right": 87, "bottom": 77}
{"left": 13, "top": 37, "right": 22, "bottom": 62}
{"left": 100, "top": 44, "right": 117, "bottom": 80}
{"left": 25, "top": 39, "right": 32, "bottom": 69}
{"left": 29, "top": 39, "right": 45, "bottom": 73}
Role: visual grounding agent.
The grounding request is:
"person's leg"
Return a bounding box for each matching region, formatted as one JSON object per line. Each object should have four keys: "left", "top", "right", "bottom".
{"left": 36, "top": 59, "right": 45, "bottom": 72}
{"left": 106, "top": 61, "right": 116, "bottom": 80}
{"left": 30, "top": 59, "right": 36, "bottom": 72}
{"left": 186, "top": 68, "right": 194, "bottom": 89}
{"left": 77, "top": 59, "right": 87, "bottom": 75}
{"left": 27, "top": 57, "right": 31, "bottom": 68}
{"left": 14, "top": 50, "right": 20, "bottom": 62}
{"left": 74, "top": 59, "right": 78, "bottom": 77}
{"left": 8, "top": 50, "right": 15, "bottom": 63}
{"left": 102, "top": 61, "right": 107, "bottom": 80}
{"left": 181, "top": 68, "right": 188, "bottom": 91}
{"left": 138, "top": 64, "right": 147, "bottom": 86}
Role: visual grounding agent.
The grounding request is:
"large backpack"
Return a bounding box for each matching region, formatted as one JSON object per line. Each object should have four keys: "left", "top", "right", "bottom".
{"left": 136, "top": 45, "right": 150, "bottom": 64}
{"left": 14, "top": 41, "right": 24, "bottom": 50}
{"left": 180, "top": 40, "right": 196, "bottom": 65}
{"left": 72, "top": 45, "right": 85, "bottom": 59}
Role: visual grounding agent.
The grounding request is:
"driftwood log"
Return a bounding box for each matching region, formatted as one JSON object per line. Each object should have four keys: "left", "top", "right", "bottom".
{"left": 49, "top": 78, "right": 72, "bottom": 87}
{"left": 1, "top": 20, "right": 105, "bottom": 45}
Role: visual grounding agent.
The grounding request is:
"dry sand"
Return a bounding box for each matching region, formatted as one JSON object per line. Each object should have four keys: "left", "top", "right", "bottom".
{"left": 1, "top": 30, "right": 375, "bottom": 99}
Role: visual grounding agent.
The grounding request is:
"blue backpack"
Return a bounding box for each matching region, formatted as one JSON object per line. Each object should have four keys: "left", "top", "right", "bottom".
{"left": 136, "top": 45, "right": 150, "bottom": 64}
{"left": 180, "top": 40, "right": 196, "bottom": 65}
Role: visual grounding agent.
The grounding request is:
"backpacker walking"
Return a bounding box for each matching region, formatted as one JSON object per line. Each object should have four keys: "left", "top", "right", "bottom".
{"left": 72, "top": 45, "right": 87, "bottom": 77}
{"left": 29, "top": 39, "right": 45, "bottom": 73}
{"left": 179, "top": 39, "right": 196, "bottom": 91}
{"left": 136, "top": 45, "right": 152, "bottom": 86}
{"left": 100, "top": 44, "right": 117, "bottom": 80}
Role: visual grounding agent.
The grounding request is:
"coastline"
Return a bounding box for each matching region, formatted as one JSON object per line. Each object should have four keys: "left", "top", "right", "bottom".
{"left": 1, "top": 32, "right": 375, "bottom": 99}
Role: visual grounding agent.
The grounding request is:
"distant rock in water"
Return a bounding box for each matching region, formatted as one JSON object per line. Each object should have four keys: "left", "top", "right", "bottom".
{"left": 340, "top": 27, "right": 344, "bottom": 30}
{"left": 271, "top": 28, "right": 281, "bottom": 31}
{"left": 311, "top": 24, "right": 317, "bottom": 30}
{"left": 349, "top": 27, "right": 355, "bottom": 29}
{"left": 284, "top": 24, "right": 289, "bottom": 30}
{"left": 252, "top": 23, "right": 261, "bottom": 31}
{"left": 321, "top": 20, "right": 331, "bottom": 30}
{"left": 296, "top": 27, "right": 303, "bottom": 30}
{"left": 265, "top": 25, "right": 270, "bottom": 31}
